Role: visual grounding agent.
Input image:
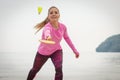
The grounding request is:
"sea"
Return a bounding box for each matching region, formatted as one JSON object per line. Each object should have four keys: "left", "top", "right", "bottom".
{"left": 0, "top": 51, "right": 120, "bottom": 80}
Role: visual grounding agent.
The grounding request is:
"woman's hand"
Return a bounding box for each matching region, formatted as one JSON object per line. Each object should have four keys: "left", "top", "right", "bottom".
{"left": 46, "top": 36, "right": 52, "bottom": 40}
{"left": 75, "top": 53, "right": 79, "bottom": 58}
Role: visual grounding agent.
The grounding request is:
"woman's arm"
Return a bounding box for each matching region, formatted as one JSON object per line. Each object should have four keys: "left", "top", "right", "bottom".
{"left": 43, "top": 27, "right": 52, "bottom": 40}
{"left": 63, "top": 27, "right": 79, "bottom": 58}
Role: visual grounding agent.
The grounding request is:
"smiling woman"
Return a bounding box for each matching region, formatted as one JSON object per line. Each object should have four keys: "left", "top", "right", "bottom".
{"left": 27, "top": 6, "right": 79, "bottom": 80}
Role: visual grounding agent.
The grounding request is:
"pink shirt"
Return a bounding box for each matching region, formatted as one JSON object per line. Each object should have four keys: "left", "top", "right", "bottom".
{"left": 38, "top": 22, "right": 79, "bottom": 55}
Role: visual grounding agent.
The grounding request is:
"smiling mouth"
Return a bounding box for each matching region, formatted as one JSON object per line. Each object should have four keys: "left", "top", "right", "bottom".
{"left": 51, "top": 17, "right": 57, "bottom": 19}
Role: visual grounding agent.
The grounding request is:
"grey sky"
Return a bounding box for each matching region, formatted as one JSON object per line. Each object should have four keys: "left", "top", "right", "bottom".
{"left": 0, "top": 0, "right": 120, "bottom": 52}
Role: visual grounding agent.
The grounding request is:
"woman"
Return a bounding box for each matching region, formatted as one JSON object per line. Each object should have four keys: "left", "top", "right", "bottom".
{"left": 27, "top": 6, "right": 79, "bottom": 80}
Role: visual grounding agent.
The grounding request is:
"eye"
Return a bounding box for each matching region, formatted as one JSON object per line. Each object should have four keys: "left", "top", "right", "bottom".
{"left": 55, "top": 11, "right": 58, "bottom": 14}
{"left": 50, "top": 11, "right": 53, "bottom": 14}
{"left": 49, "top": 11, "right": 59, "bottom": 15}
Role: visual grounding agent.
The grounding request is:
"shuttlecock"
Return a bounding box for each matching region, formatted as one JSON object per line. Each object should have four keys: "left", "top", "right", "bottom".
{"left": 38, "top": 6, "right": 42, "bottom": 14}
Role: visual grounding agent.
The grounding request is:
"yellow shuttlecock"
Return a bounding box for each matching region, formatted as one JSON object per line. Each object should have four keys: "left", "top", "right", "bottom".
{"left": 38, "top": 6, "right": 42, "bottom": 14}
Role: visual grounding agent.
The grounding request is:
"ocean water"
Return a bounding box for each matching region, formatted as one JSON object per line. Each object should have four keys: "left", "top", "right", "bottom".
{"left": 0, "top": 52, "right": 120, "bottom": 80}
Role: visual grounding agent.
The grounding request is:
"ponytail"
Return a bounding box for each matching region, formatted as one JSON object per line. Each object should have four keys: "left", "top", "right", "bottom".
{"left": 34, "top": 6, "right": 59, "bottom": 34}
{"left": 34, "top": 17, "right": 49, "bottom": 34}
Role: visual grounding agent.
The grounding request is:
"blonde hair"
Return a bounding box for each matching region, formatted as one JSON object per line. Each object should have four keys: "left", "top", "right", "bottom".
{"left": 34, "top": 6, "right": 59, "bottom": 34}
{"left": 34, "top": 18, "right": 49, "bottom": 34}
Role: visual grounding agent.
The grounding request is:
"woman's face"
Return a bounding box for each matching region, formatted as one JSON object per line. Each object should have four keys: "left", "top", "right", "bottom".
{"left": 48, "top": 7, "right": 60, "bottom": 22}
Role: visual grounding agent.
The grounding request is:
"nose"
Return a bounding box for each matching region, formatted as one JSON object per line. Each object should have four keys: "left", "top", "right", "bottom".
{"left": 52, "top": 12, "right": 56, "bottom": 16}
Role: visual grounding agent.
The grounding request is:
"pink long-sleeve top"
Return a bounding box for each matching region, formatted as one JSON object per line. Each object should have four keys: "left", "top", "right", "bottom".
{"left": 38, "top": 22, "right": 79, "bottom": 56}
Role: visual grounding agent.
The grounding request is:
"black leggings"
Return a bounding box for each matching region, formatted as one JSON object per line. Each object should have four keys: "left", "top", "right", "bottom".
{"left": 27, "top": 50, "right": 63, "bottom": 80}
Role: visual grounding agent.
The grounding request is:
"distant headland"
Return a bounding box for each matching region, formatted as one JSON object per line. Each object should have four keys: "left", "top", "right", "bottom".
{"left": 96, "top": 34, "right": 120, "bottom": 52}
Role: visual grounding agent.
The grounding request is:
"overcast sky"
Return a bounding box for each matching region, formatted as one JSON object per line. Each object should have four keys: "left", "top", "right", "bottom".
{"left": 0, "top": 0, "right": 120, "bottom": 53}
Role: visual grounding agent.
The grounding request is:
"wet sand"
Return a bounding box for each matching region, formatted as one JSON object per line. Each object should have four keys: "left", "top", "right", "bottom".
{"left": 0, "top": 52, "right": 120, "bottom": 80}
